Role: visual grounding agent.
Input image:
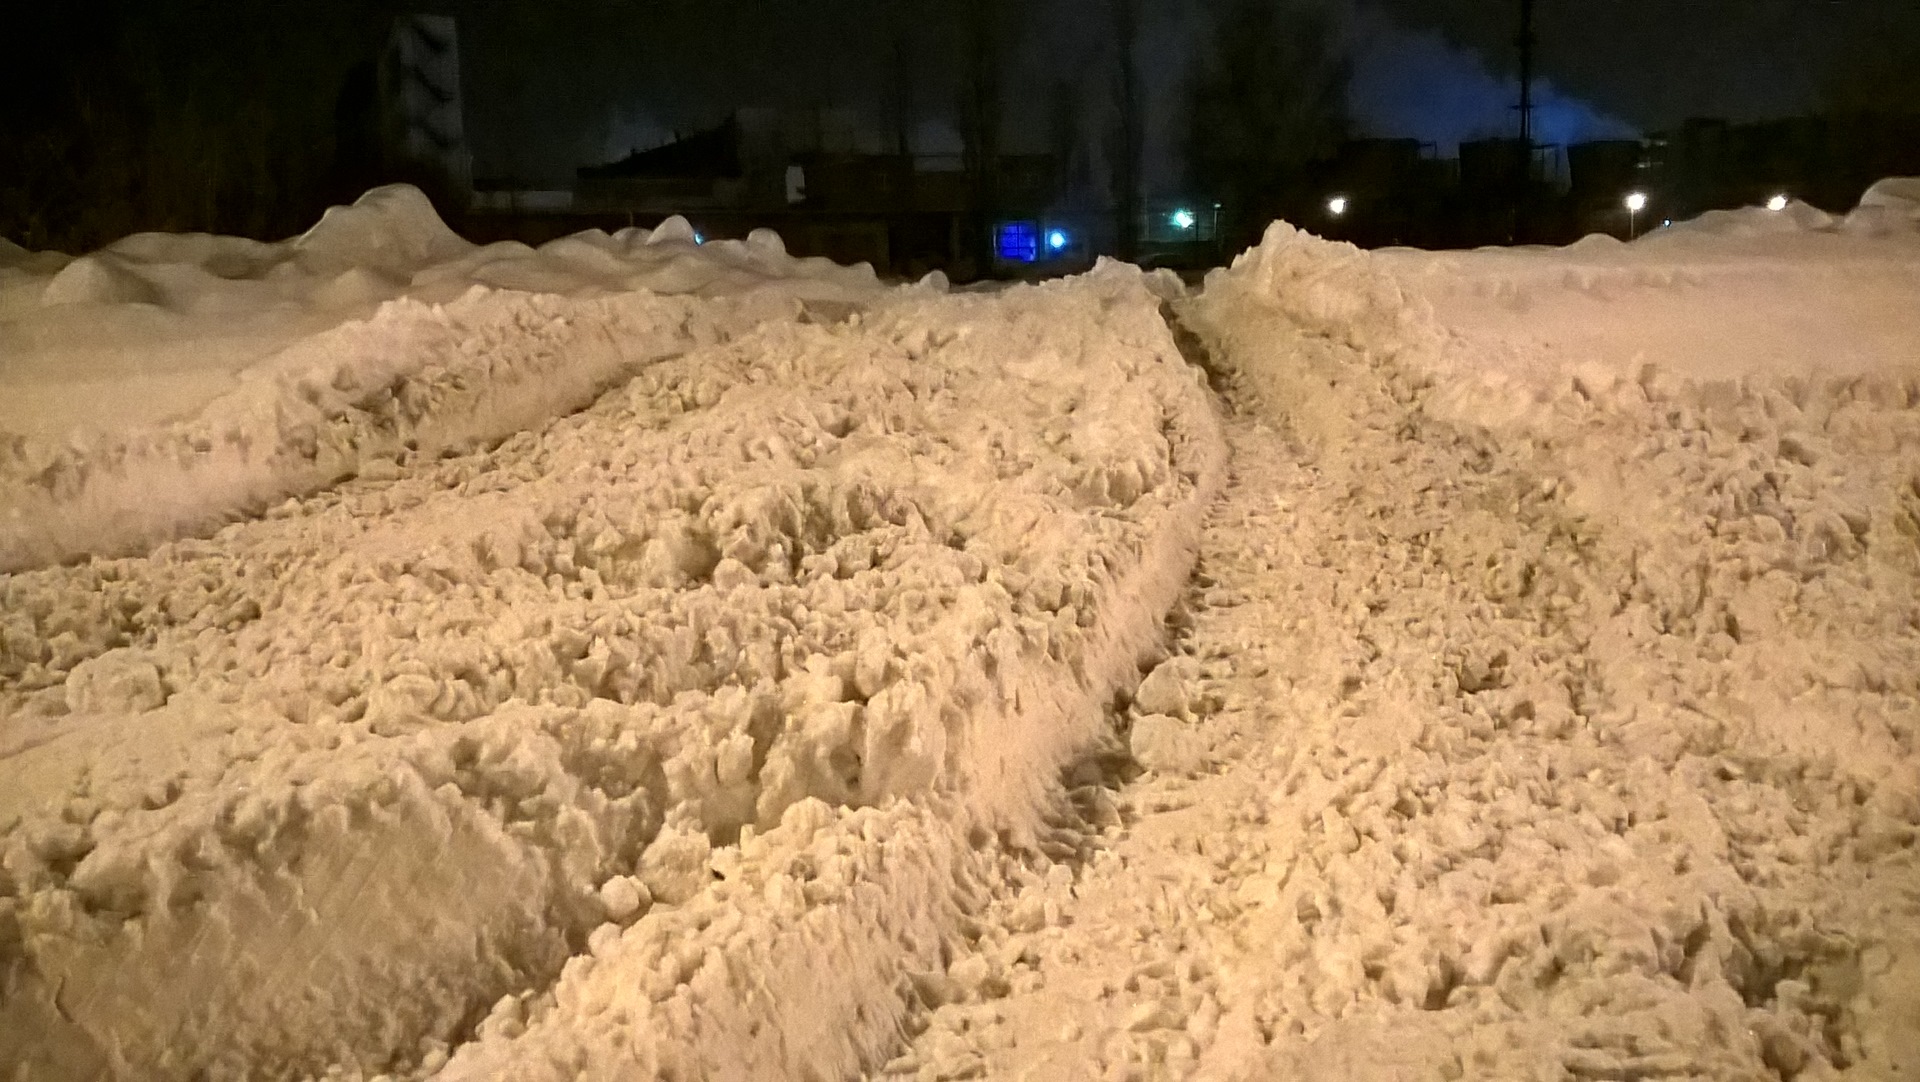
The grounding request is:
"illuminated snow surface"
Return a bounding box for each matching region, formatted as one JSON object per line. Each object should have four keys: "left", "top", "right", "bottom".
{"left": 1, "top": 182, "right": 1917, "bottom": 1081}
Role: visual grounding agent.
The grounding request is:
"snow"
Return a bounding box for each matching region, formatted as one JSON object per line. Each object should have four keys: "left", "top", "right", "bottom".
{"left": 4, "top": 182, "right": 1920, "bottom": 1081}
{"left": 0, "top": 194, "right": 1223, "bottom": 1079}
{"left": 0, "top": 186, "right": 882, "bottom": 571}
{"left": 890, "top": 198, "right": 1918, "bottom": 1079}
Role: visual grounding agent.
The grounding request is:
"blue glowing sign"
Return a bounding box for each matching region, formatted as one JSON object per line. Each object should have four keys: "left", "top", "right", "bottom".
{"left": 994, "top": 221, "right": 1040, "bottom": 263}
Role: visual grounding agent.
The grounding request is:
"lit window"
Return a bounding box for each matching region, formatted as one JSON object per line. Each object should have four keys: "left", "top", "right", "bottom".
{"left": 995, "top": 221, "right": 1040, "bottom": 263}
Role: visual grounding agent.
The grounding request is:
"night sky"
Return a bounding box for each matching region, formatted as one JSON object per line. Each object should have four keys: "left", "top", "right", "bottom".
{"left": 14, "top": 1, "right": 1920, "bottom": 196}
{"left": 432, "top": 0, "right": 1918, "bottom": 185}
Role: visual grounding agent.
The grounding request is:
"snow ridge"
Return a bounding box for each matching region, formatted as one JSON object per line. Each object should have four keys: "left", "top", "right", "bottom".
{"left": 1158, "top": 218, "right": 1920, "bottom": 1077}
{"left": 0, "top": 267, "right": 1224, "bottom": 1080}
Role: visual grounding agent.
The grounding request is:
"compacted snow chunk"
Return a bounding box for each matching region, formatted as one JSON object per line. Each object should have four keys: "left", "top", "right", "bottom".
{"left": 0, "top": 262, "right": 1223, "bottom": 1080}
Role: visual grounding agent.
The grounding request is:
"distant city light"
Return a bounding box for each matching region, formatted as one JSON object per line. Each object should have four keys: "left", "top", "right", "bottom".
{"left": 1624, "top": 192, "right": 1648, "bottom": 213}
{"left": 1327, "top": 196, "right": 1349, "bottom": 217}
{"left": 1766, "top": 194, "right": 1789, "bottom": 212}
{"left": 1047, "top": 229, "right": 1069, "bottom": 251}
{"left": 693, "top": 232, "right": 705, "bottom": 244}
{"left": 1170, "top": 208, "right": 1197, "bottom": 231}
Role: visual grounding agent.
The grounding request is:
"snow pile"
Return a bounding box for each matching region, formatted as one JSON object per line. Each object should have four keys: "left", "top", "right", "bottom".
{"left": 1169, "top": 212, "right": 1920, "bottom": 1076}
{"left": 0, "top": 186, "right": 883, "bottom": 571}
{"left": 1848, "top": 176, "right": 1920, "bottom": 237}
{"left": 1653, "top": 198, "right": 1837, "bottom": 238}
{"left": 1639, "top": 179, "right": 1919, "bottom": 241}
{"left": 0, "top": 265, "right": 1224, "bottom": 1080}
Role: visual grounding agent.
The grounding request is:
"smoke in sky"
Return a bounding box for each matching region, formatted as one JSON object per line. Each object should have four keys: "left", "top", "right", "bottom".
{"left": 1344, "top": 5, "right": 1640, "bottom": 155}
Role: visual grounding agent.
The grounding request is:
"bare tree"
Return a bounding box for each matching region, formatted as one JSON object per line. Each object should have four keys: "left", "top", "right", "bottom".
{"left": 1185, "top": 0, "right": 1351, "bottom": 245}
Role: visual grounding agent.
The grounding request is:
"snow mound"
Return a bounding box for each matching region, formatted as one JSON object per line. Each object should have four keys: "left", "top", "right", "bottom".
{"left": 1201, "top": 206, "right": 1920, "bottom": 450}
{"left": 0, "top": 186, "right": 880, "bottom": 448}
{"left": 0, "top": 286, "right": 730, "bottom": 571}
{"left": 1846, "top": 175, "right": 1920, "bottom": 236}
{"left": 0, "top": 188, "right": 889, "bottom": 570}
{"left": 39, "top": 254, "right": 165, "bottom": 307}
{"left": 292, "top": 183, "right": 477, "bottom": 277}
{"left": 1186, "top": 216, "right": 1920, "bottom": 1080}
{"left": 0, "top": 267, "right": 1224, "bottom": 1080}
{"left": 644, "top": 213, "right": 700, "bottom": 246}
{"left": 1649, "top": 199, "right": 1836, "bottom": 239}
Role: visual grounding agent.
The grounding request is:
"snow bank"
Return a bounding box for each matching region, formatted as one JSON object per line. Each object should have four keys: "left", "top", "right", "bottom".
{"left": 1183, "top": 209, "right": 1920, "bottom": 1077}
{"left": 0, "top": 265, "right": 1224, "bottom": 1080}
{"left": 1847, "top": 176, "right": 1920, "bottom": 237}
{"left": 0, "top": 186, "right": 883, "bottom": 571}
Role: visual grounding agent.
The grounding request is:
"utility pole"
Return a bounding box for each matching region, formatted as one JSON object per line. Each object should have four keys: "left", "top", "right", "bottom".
{"left": 1514, "top": 0, "right": 1536, "bottom": 241}
{"left": 1517, "top": 0, "right": 1534, "bottom": 150}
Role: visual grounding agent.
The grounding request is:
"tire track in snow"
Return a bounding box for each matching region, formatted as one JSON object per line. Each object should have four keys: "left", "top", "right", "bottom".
{"left": 874, "top": 275, "right": 1920, "bottom": 1081}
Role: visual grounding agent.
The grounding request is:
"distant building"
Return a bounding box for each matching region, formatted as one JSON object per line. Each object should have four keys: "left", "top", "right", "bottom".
{"left": 380, "top": 15, "right": 471, "bottom": 194}
{"left": 1567, "top": 139, "right": 1646, "bottom": 236}
{"left": 469, "top": 109, "right": 1079, "bottom": 279}
{"left": 1642, "top": 113, "right": 1920, "bottom": 219}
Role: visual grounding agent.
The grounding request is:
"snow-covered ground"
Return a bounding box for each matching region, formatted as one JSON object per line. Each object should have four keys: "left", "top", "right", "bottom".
{"left": 2, "top": 182, "right": 1917, "bottom": 1081}
{"left": 0, "top": 186, "right": 882, "bottom": 571}
{"left": 880, "top": 191, "right": 1920, "bottom": 1080}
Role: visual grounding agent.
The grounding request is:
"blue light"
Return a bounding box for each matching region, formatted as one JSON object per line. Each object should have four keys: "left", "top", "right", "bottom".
{"left": 1170, "top": 208, "right": 1197, "bottom": 231}
{"left": 693, "top": 232, "right": 705, "bottom": 245}
{"left": 1046, "top": 229, "right": 1069, "bottom": 252}
{"left": 994, "top": 221, "right": 1041, "bottom": 263}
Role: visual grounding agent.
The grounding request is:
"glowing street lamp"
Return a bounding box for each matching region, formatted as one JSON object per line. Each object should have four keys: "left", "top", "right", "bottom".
{"left": 1047, "top": 228, "right": 1070, "bottom": 252}
{"left": 1766, "top": 194, "right": 1789, "bottom": 212}
{"left": 1624, "top": 191, "right": 1648, "bottom": 239}
{"left": 1327, "top": 195, "right": 1349, "bottom": 217}
{"left": 1170, "top": 208, "right": 1197, "bottom": 231}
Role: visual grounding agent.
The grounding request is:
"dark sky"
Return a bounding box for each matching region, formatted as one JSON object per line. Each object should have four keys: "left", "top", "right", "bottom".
{"left": 425, "top": 0, "right": 1917, "bottom": 186}
{"left": 22, "top": 0, "right": 1920, "bottom": 188}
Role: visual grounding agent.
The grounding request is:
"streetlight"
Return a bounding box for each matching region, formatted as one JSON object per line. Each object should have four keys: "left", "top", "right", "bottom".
{"left": 1170, "top": 208, "right": 1197, "bottom": 231}
{"left": 1625, "top": 191, "right": 1648, "bottom": 239}
{"left": 1327, "top": 196, "right": 1349, "bottom": 217}
{"left": 1046, "top": 229, "right": 1070, "bottom": 253}
{"left": 1766, "top": 194, "right": 1789, "bottom": 212}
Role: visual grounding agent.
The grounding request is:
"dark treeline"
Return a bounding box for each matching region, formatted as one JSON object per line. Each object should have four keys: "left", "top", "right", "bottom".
{"left": 1182, "top": 0, "right": 1350, "bottom": 253}
{"left": 3, "top": 3, "right": 402, "bottom": 252}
